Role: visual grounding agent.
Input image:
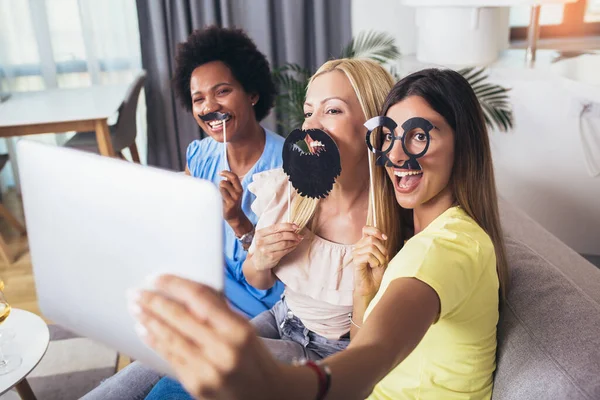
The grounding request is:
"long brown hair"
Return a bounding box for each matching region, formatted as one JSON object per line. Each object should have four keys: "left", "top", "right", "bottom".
{"left": 378, "top": 68, "right": 509, "bottom": 298}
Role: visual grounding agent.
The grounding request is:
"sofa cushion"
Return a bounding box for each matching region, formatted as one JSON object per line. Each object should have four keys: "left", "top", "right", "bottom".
{"left": 493, "top": 201, "right": 600, "bottom": 400}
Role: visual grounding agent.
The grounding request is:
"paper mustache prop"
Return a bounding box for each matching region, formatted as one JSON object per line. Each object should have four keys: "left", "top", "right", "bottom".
{"left": 198, "top": 111, "right": 231, "bottom": 123}
{"left": 199, "top": 112, "right": 231, "bottom": 170}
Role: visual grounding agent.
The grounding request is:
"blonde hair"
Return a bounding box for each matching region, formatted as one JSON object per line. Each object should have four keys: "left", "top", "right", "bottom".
{"left": 290, "top": 59, "right": 399, "bottom": 255}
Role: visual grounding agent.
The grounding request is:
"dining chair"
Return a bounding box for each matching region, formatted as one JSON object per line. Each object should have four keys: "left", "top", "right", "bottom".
{"left": 64, "top": 71, "right": 147, "bottom": 162}
{"left": 0, "top": 153, "right": 26, "bottom": 264}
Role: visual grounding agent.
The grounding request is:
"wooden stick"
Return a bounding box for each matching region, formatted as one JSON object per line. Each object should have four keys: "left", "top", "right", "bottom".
{"left": 287, "top": 182, "right": 291, "bottom": 223}
{"left": 368, "top": 151, "right": 377, "bottom": 228}
{"left": 223, "top": 120, "right": 227, "bottom": 169}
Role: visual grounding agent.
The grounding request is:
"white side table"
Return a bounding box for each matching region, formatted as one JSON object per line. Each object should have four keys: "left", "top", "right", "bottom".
{"left": 0, "top": 309, "right": 49, "bottom": 400}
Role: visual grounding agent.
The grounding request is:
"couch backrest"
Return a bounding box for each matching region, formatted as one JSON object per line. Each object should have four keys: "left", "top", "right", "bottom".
{"left": 493, "top": 200, "right": 600, "bottom": 400}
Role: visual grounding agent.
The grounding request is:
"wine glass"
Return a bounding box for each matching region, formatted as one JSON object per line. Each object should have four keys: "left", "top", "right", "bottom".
{"left": 0, "top": 279, "right": 15, "bottom": 342}
{"left": 0, "top": 279, "right": 21, "bottom": 375}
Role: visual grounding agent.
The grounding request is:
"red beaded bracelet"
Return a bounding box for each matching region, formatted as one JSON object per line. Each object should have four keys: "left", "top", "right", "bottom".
{"left": 303, "top": 360, "right": 331, "bottom": 400}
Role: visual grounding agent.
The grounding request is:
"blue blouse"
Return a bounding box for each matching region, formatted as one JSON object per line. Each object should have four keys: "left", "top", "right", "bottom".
{"left": 186, "top": 128, "right": 285, "bottom": 318}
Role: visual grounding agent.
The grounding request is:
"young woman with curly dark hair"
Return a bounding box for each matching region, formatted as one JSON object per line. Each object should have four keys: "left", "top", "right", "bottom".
{"left": 176, "top": 26, "right": 285, "bottom": 319}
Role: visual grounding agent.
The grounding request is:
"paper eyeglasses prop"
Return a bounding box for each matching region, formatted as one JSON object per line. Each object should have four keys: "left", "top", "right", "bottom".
{"left": 364, "top": 116, "right": 433, "bottom": 171}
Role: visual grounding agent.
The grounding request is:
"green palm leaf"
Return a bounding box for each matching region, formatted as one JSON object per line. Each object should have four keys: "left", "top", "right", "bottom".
{"left": 340, "top": 31, "right": 401, "bottom": 64}
{"left": 458, "top": 67, "right": 513, "bottom": 132}
{"left": 272, "top": 63, "right": 311, "bottom": 129}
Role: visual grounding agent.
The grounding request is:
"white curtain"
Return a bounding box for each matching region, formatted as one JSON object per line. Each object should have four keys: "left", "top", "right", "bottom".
{"left": 0, "top": 0, "right": 145, "bottom": 188}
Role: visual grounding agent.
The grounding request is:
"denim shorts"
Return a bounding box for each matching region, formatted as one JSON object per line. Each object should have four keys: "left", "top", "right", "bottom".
{"left": 251, "top": 298, "right": 350, "bottom": 362}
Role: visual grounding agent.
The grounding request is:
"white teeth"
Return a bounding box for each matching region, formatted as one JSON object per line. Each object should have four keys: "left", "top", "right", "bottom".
{"left": 394, "top": 170, "right": 422, "bottom": 177}
{"left": 208, "top": 117, "right": 231, "bottom": 128}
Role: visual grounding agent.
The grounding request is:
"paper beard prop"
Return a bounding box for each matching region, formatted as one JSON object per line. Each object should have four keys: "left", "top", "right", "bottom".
{"left": 282, "top": 129, "right": 341, "bottom": 199}
{"left": 364, "top": 116, "right": 433, "bottom": 170}
{"left": 198, "top": 111, "right": 230, "bottom": 122}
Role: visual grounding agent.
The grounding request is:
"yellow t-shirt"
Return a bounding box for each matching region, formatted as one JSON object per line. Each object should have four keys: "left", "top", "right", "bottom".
{"left": 365, "top": 206, "right": 499, "bottom": 400}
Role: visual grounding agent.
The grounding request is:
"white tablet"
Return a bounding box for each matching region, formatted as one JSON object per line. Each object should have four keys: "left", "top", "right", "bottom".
{"left": 18, "top": 140, "right": 223, "bottom": 375}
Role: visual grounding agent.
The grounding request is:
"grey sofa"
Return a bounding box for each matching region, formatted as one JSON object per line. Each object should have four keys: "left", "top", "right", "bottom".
{"left": 493, "top": 199, "right": 600, "bottom": 399}
{"left": 79, "top": 199, "right": 599, "bottom": 400}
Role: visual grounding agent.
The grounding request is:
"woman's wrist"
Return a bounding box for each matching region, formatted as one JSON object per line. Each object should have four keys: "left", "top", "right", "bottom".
{"left": 353, "top": 292, "right": 376, "bottom": 310}
{"left": 277, "top": 364, "right": 320, "bottom": 400}
{"left": 244, "top": 258, "right": 276, "bottom": 290}
{"left": 228, "top": 213, "right": 253, "bottom": 237}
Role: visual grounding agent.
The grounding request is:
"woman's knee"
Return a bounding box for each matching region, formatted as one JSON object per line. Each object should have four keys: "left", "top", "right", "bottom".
{"left": 250, "top": 309, "right": 280, "bottom": 339}
{"left": 81, "top": 361, "right": 162, "bottom": 400}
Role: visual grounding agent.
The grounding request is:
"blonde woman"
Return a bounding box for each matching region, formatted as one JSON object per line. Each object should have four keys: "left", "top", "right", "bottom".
{"left": 241, "top": 58, "right": 395, "bottom": 362}
{"left": 82, "top": 59, "right": 394, "bottom": 400}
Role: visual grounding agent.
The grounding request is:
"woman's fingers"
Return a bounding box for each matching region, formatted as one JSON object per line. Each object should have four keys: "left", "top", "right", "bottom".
{"left": 134, "top": 289, "right": 215, "bottom": 345}
{"left": 220, "top": 187, "right": 235, "bottom": 205}
{"left": 131, "top": 276, "right": 284, "bottom": 400}
{"left": 364, "top": 236, "right": 388, "bottom": 262}
{"left": 152, "top": 275, "right": 251, "bottom": 345}
{"left": 135, "top": 291, "right": 242, "bottom": 376}
{"left": 251, "top": 223, "right": 302, "bottom": 271}
{"left": 220, "top": 171, "right": 243, "bottom": 193}
{"left": 150, "top": 275, "right": 222, "bottom": 320}
{"left": 254, "top": 223, "right": 302, "bottom": 248}
{"left": 361, "top": 225, "right": 388, "bottom": 241}
{"left": 219, "top": 180, "right": 239, "bottom": 200}
{"left": 219, "top": 177, "right": 240, "bottom": 194}
{"left": 259, "top": 223, "right": 299, "bottom": 236}
{"left": 255, "top": 231, "right": 302, "bottom": 247}
{"left": 354, "top": 252, "right": 384, "bottom": 269}
{"left": 353, "top": 245, "right": 387, "bottom": 268}
{"left": 136, "top": 306, "right": 232, "bottom": 400}
{"left": 354, "top": 238, "right": 387, "bottom": 263}
{"left": 252, "top": 241, "right": 301, "bottom": 271}
{"left": 135, "top": 300, "right": 200, "bottom": 365}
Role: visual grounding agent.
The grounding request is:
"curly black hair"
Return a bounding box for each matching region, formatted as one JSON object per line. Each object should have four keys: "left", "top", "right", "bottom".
{"left": 173, "top": 26, "right": 276, "bottom": 122}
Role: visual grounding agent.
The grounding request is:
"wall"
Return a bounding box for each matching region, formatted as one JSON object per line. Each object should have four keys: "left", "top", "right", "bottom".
{"left": 351, "top": 0, "right": 417, "bottom": 56}
{"left": 487, "top": 66, "right": 600, "bottom": 255}
{"left": 351, "top": 1, "right": 600, "bottom": 255}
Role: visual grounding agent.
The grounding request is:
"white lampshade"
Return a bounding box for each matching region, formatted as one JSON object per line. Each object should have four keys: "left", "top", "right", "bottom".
{"left": 400, "top": 0, "right": 576, "bottom": 66}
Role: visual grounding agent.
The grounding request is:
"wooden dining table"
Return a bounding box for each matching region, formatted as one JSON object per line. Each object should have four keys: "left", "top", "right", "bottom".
{"left": 0, "top": 84, "right": 130, "bottom": 188}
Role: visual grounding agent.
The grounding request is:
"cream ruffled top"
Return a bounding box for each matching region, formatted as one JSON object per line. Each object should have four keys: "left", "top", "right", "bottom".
{"left": 248, "top": 168, "right": 354, "bottom": 339}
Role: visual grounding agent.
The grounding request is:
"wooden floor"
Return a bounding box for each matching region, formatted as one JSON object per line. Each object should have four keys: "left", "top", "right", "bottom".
{"left": 0, "top": 190, "right": 39, "bottom": 319}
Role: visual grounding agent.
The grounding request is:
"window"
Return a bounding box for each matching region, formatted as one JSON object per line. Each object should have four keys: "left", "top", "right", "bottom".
{"left": 510, "top": 0, "right": 600, "bottom": 40}
{"left": 0, "top": 0, "right": 44, "bottom": 91}
{"left": 0, "top": 0, "right": 147, "bottom": 183}
{"left": 586, "top": 0, "right": 600, "bottom": 22}
{"left": 0, "top": 0, "right": 142, "bottom": 91}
